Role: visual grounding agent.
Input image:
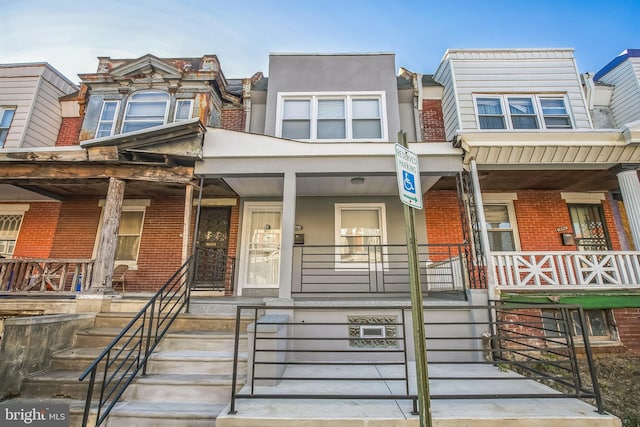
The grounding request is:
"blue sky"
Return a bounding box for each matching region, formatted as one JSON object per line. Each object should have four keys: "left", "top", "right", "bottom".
{"left": 3, "top": 0, "right": 639, "bottom": 84}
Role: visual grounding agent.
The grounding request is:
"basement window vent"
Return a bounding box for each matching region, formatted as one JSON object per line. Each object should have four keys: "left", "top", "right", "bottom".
{"left": 348, "top": 315, "right": 397, "bottom": 349}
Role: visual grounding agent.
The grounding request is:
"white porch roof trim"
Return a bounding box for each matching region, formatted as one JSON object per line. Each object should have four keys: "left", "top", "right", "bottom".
{"left": 458, "top": 128, "right": 640, "bottom": 168}
{"left": 197, "top": 128, "right": 463, "bottom": 175}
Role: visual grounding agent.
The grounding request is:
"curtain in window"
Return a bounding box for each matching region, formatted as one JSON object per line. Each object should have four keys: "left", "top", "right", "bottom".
{"left": 352, "top": 99, "right": 381, "bottom": 139}
{"left": 317, "top": 99, "right": 345, "bottom": 139}
{"left": 282, "top": 100, "right": 311, "bottom": 139}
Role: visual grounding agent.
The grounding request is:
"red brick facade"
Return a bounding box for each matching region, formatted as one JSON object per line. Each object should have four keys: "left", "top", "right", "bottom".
{"left": 613, "top": 308, "right": 640, "bottom": 354}
{"left": 12, "top": 202, "right": 62, "bottom": 258}
{"left": 424, "top": 190, "right": 464, "bottom": 245}
{"left": 420, "top": 99, "right": 446, "bottom": 142}
{"left": 221, "top": 107, "right": 245, "bottom": 131}
{"left": 55, "top": 117, "right": 82, "bottom": 146}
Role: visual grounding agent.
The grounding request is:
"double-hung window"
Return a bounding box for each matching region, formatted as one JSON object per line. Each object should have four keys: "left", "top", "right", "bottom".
{"left": 96, "top": 101, "right": 120, "bottom": 138}
{"left": 482, "top": 194, "right": 520, "bottom": 252}
{"left": 278, "top": 93, "right": 385, "bottom": 141}
{"left": 0, "top": 107, "right": 16, "bottom": 147}
{"left": 335, "top": 203, "right": 387, "bottom": 264}
{"left": 95, "top": 201, "right": 148, "bottom": 267}
{"left": 122, "top": 91, "right": 170, "bottom": 133}
{"left": 475, "top": 95, "right": 573, "bottom": 130}
{"left": 174, "top": 99, "right": 194, "bottom": 121}
{"left": 540, "top": 98, "right": 572, "bottom": 128}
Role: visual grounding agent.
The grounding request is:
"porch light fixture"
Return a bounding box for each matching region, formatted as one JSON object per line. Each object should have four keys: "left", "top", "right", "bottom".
{"left": 350, "top": 177, "right": 365, "bottom": 185}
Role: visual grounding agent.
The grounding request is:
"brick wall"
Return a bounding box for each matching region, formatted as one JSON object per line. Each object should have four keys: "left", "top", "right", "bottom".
{"left": 55, "top": 117, "right": 82, "bottom": 146}
{"left": 420, "top": 99, "right": 446, "bottom": 142}
{"left": 50, "top": 200, "right": 101, "bottom": 258}
{"left": 514, "top": 191, "right": 573, "bottom": 251}
{"left": 221, "top": 107, "right": 245, "bottom": 131}
{"left": 12, "top": 202, "right": 61, "bottom": 258}
{"left": 613, "top": 308, "right": 640, "bottom": 354}
{"left": 424, "top": 190, "right": 464, "bottom": 245}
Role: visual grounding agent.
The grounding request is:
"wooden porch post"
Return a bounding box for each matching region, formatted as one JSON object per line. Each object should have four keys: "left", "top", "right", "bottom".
{"left": 91, "top": 177, "right": 125, "bottom": 292}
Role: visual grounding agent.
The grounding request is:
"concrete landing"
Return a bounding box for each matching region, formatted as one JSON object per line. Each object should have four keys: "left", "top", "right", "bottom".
{"left": 216, "top": 364, "right": 621, "bottom": 427}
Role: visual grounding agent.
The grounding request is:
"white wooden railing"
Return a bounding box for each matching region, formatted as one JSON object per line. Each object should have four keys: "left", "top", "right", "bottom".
{"left": 492, "top": 251, "right": 640, "bottom": 289}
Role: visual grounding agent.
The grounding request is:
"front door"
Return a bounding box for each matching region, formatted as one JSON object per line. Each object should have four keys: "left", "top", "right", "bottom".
{"left": 194, "top": 207, "right": 231, "bottom": 290}
{"left": 568, "top": 204, "right": 611, "bottom": 251}
{"left": 239, "top": 202, "right": 282, "bottom": 295}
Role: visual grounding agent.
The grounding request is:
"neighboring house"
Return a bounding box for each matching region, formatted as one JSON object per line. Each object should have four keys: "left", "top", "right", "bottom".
{"left": 0, "top": 63, "right": 77, "bottom": 150}
{"left": 428, "top": 48, "right": 640, "bottom": 354}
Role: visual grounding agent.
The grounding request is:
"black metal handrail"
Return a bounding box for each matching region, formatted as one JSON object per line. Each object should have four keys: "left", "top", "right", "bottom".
{"left": 293, "top": 243, "right": 469, "bottom": 295}
{"left": 229, "top": 301, "right": 603, "bottom": 414}
{"left": 78, "top": 257, "right": 194, "bottom": 427}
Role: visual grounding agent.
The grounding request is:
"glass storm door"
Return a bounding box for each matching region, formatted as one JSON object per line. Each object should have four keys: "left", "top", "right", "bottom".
{"left": 243, "top": 204, "right": 282, "bottom": 288}
{"left": 569, "top": 204, "right": 610, "bottom": 251}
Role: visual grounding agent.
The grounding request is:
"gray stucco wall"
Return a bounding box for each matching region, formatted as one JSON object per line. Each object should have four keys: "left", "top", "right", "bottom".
{"left": 263, "top": 54, "right": 401, "bottom": 139}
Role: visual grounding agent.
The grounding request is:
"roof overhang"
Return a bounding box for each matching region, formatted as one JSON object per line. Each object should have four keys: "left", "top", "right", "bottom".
{"left": 196, "top": 128, "right": 464, "bottom": 197}
{"left": 457, "top": 129, "right": 640, "bottom": 169}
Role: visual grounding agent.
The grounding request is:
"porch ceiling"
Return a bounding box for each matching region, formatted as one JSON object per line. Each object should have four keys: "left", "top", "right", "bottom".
{"left": 222, "top": 175, "right": 444, "bottom": 197}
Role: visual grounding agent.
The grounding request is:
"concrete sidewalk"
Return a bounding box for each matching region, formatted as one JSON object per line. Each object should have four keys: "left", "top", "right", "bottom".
{"left": 217, "top": 363, "right": 621, "bottom": 427}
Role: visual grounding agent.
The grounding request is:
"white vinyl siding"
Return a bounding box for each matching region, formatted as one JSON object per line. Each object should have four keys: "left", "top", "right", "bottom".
{"left": 22, "top": 79, "right": 66, "bottom": 148}
{"left": 597, "top": 58, "right": 640, "bottom": 127}
{"left": 0, "top": 76, "right": 39, "bottom": 148}
{"left": 433, "top": 59, "right": 460, "bottom": 141}
{"left": 434, "top": 50, "right": 592, "bottom": 135}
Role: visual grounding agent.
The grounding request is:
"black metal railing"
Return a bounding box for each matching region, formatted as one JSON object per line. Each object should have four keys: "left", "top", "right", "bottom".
{"left": 78, "top": 257, "right": 194, "bottom": 427}
{"left": 292, "top": 243, "right": 469, "bottom": 295}
{"left": 229, "top": 302, "right": 603, "bottom": 414}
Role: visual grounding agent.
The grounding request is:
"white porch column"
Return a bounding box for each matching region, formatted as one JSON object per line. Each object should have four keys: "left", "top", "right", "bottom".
{"left": 469, "top": 160, "right": 498, "bottom": 300}
{"left": 616, "top": 168, "right": 640, "bottom": 249}
{"left": 278, "top": 171, "right": 297, "bottom": 298}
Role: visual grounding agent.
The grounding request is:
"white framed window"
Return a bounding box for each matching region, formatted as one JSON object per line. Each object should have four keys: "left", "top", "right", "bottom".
{"left": 174, "top": 99, "right": 194, "bottom": 121}
{"left": 482, "top": 194, "right": 520, "bottom": 252}
{"left": 542, "top": 309, "right": 618, "bottom": 343}
{"left": 96, "top": 101, "right": 120, "bottom": 138}
{"left": 277, "top": 92, "right": 386, "bottom": 141}
{"left": 335, "top": 203, "right": 387, "bottom": 264}
{"left": 474, "top": 95, "right": 573, "bottom": 130}
{"left": 540, "top": 98, "right": 572, "bottom": 129}
{"left": 0, "top": 106, "right": 16, "bottom": 147}
{"left": 0, "top": 204, "right": 28, "bottom": 258}
{"left": 95, "top": 200, "right": 149, "bottom": 267}
{"left": 122, "top": 91, "right": 170, "bottom": 133}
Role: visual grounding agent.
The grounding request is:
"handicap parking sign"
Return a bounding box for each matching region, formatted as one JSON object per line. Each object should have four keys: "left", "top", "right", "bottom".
{"left": 395, "top": 143, "right": 423, "bottom": 209}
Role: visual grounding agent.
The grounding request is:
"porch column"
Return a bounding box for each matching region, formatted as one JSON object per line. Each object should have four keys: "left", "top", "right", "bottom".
{"left": 278, "top": 171, "right": 296, "bottom": 299}
{"left": 91, "top": 177, "right": 125, "bottom": 292}
{"left": 616, "top": 167, "right": 640, "bottom": 249}
{"left": 469, "top": 160, "right": 498, "bottom": 300}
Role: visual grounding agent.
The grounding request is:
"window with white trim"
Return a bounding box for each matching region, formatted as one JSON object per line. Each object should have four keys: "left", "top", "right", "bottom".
{"left": 174, "top": 99, "right": 194, "bottom": 121}
{"left": 0, "top": 107, "right": 16, "bottom": 147}
{"left": 0, "top": 214, "right": 23, "bottom": 257}
{"left": 482, "top": 195, "right": 520, "bottom": 252}
{"left": 474, "top": 95, "right": 573, "bottom": 130}
{"left": 96, "top": 101, "right": 120, "bottom": 138}
{"left": 278, "top": 93, "right": 385, "bottom": 141}
{"left": 95, "top": 202, "right": 147, "bottom": 266}
{"left": 122, "top": 91, "right": 170, "bottom": 133}
{"left": 542, "top": 309, "right": 617, "bottom": 342}
{"left": 335, "top": 203, "right": 387, "bottom": 263}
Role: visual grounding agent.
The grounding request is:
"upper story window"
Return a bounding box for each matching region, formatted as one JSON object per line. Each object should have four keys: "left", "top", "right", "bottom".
{"left": 122, "top": 91, "right": 170, "bottom": 133}
{"left": 474, "top": 95, "right": 573, "bottom": 130}
{"left": 174, "top": 99, "right": 193, "bottom": 121}
{"left": 96, "top": 101, "right": 120, "bottom": 138}
{"left": 0, "top": 107, "right": 16, "bottom": 148}
{"left": 277, "top": 93, "right": 386, "bottom": 141}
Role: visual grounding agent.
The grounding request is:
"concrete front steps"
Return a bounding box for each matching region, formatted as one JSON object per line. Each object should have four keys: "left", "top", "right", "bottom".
{"left": 14, "top": 307, "right": 251, "bottom": 427}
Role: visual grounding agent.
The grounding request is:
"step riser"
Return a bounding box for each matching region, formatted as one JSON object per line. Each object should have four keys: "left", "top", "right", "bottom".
{"left": 156, "top": 337, "right": 247, "bottom": 352}
{"left": 105, "top": 415, "right": 216, "bottom": 427}
{"left": 49, "top": 358, "right": 106, "bottom": 371}
{"left": 147, "top": 359, "right": 247, "bottom": 375}
{"left": 20, "top": 382, "right": 93, "bottom": 400}
{"left": 123, "top": 383, "right": 238, "bottom": 404}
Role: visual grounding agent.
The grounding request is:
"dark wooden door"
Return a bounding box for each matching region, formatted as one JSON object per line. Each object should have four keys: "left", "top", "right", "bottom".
{"left": 194, "top": 207, "right": 231, "bottom": 289}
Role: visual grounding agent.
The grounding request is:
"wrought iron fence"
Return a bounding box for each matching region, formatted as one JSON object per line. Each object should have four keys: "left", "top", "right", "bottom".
{"left": 78, "top": 257, "right": 193, "bottom": 427}
{"left": 292, "top": 243, "right": 469, "bottom": 295}
{"left": 229, "top": 301, "right": 603, "bottom": 414}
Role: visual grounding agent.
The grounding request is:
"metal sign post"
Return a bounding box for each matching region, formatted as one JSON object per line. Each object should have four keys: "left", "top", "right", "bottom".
{"left": 396, "top": 131, "right": 432, "bottom": 427}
